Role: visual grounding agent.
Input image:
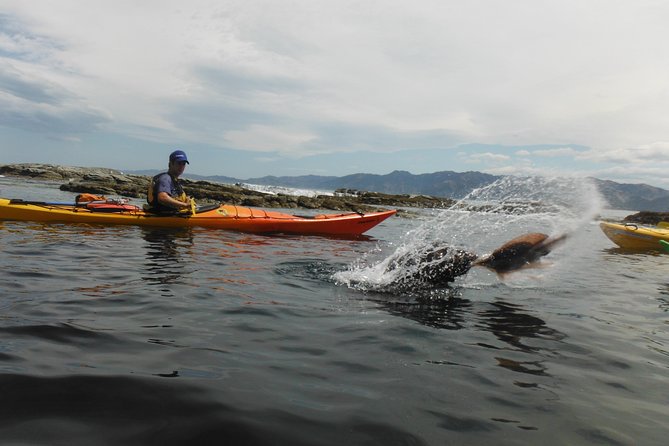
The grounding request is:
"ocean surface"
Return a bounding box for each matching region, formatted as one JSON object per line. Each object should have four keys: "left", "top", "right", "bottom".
{"left": 0, "top": 176, "right": 668, "bottom": 445}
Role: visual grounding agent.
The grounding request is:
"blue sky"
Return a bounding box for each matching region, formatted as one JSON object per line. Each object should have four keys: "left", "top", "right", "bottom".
{"left": 1, "top": 1, "right": 669, "bottom": 188}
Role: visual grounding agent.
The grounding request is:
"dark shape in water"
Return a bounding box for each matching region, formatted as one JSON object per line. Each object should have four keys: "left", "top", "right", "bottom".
{"left": 473, "top": 232, "right": 568, "bottom": 273}
{"left": 386, "top": 232, "right": 567, "bottom": 291}
{"left": 385, "top": 246, "right": 478, "bottom": 291}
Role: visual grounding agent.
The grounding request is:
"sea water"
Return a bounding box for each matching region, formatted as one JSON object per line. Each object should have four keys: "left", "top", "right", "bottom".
{"left": 0, "top": 175, "right": 668, "bottom": 445}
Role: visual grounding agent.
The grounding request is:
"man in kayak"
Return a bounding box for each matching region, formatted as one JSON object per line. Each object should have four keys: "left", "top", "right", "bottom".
{"left": 147, "top": 150, "right": 193, "bottom": 213}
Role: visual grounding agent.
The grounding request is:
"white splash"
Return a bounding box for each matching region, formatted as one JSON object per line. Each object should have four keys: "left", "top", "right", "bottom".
{"left": 237, "top": 183, "right": 333, "bottom": 198}
{"left": 334, "top": 175, "right": 604, "bottom": 293}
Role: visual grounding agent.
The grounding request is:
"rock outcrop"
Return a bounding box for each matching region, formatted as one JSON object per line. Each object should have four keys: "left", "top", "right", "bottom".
{"left": 622, "top": 211, "right": 669, "bottom": 225}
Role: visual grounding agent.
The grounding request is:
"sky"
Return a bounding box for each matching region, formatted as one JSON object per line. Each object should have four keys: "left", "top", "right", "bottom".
{"left": 1, "top": 0, "right": 669, "bottom": 188}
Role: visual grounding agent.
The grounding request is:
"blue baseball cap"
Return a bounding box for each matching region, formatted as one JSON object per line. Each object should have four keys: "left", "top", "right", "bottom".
{"left": 169, "top": 150, "right": 189, "bottom": 164}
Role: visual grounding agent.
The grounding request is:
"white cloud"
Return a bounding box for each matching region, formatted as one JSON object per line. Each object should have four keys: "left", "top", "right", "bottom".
{"left": 464, "top": 152, "right": 511, "bottom": 162}
{"left": 579, "top": 142, "right": 669, "bottom": 164}
{"left": 224, "top": 124, "right": 316, "bottom": 153}
{"left": 531, "top": 147, "right": 581, "bottom": 158}
{"left": 0, "top": 60, "right": 110, "bottom": 137}
{"left": 470, "top": 152, "right": 509, "bottom": 161}
{"left": 511, "top": 147, "right": 582, "bottom": 159}
{"left": 486, "top": 164, "right": 555, "bottom": 177}
{"left": 1, "top": 1, "right": 669, "bottom": 186}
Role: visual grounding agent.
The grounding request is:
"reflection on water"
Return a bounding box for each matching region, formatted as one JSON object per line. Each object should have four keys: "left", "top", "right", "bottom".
{"left": 478, "top": 301, "right": 565, "bottom": 353}
{"left": 141, "top": 227, "right": 194, "bottom": 289}
{"left": 337, "top": 277, "right": 565, "bottom": 379}
{"left": 658, "top": 283, "right": 669, "bottom": 312}
{"left": 374, "top": 292, "right": 473, "bottom": 331}
{"left": 286, "top": 255, "right": 568, "bottom": 385}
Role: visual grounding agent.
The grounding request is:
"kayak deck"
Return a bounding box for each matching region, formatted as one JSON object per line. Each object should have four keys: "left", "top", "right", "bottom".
{"left": 0, "top": 198, "right": 396, "bottom": 235}
{"left": 599, "top": 221, "right": 669, "bottom": 250}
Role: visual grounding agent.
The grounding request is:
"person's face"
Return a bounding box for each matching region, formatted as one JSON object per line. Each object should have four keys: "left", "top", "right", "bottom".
{"left": 169, "top": 160, "right": 187, "bottom": 176}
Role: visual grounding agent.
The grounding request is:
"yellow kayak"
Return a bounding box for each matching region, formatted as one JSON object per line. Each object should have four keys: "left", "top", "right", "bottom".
{"left": 0, "top": 198, "right": 396, "bottom": 236}
{"left": 599, "top": 221, "right": 669, "bottom": 250}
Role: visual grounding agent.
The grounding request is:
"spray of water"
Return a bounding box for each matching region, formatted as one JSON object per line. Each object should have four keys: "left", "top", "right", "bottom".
{"left": 334, "top": 175, "right": 604, "bottom": 293}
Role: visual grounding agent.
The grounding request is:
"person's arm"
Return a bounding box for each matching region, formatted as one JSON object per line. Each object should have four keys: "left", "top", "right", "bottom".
{"left": 157, "top": 191, "right": 190, "bottom": 210}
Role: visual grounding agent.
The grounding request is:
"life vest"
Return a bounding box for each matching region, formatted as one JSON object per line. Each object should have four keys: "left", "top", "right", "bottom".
{"left": 147, "top": 173, "right": 187, "bottom": 208}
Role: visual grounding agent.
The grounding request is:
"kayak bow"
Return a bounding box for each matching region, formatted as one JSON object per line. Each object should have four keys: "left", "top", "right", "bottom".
{"left": 599, "top": 221, "right": 669, "bottom": 250}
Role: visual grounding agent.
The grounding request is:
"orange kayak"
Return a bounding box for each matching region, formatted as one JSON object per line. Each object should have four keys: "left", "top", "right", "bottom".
{"left": 0, "top": 198, "right": 395, "bottom": 236}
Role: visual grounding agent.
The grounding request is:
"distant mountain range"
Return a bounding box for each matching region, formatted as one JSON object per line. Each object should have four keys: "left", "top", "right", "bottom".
{"left": 591, "top": 178, "right": 669, "bottom": 211}
{"left": 131, "top": 169, "right": 669, "bottom": 211}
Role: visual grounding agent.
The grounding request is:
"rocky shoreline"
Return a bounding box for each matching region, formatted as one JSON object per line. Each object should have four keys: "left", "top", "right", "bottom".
{"left": 0, "top": 164, "right": 455, "bottom": 214}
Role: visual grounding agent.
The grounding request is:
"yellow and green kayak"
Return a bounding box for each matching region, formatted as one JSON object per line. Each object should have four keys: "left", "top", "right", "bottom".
{"left": 0, "top": 198, "right": 396, "bottom": 236}
{"left": 599, "top": 221, "right": 669, "bottom": 250}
